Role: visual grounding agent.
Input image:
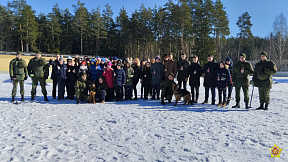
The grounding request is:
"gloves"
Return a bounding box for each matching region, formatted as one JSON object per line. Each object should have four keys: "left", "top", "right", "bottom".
{"left": 29, "top": 74, "right": 34, "bottom": 77}
{"left": 250, "top": 80, "right": 254, "bottom": 85}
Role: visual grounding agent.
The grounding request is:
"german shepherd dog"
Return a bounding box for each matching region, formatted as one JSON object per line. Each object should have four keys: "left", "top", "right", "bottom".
{"left": 172, "top": 83, "right": 192, "bottom": 106}
{"left": 89, "top": 81, "right": 96, "bottom": 104}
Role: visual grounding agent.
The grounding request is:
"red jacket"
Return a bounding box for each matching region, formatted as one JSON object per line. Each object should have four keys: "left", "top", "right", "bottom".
{"left": 103, "top": 68, "right": 114, "bottom": 88}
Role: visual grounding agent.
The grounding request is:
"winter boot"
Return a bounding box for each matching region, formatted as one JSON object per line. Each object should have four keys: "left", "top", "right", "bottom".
{"left": 222, "top": 102, "right": 226, "bottom": 107}
{"left": 21, "top": 95, "right": 24, "bottom": 101}
{"left": 77, "top": 99, "right": 80, "bottom": 104}
{"left": 11, "top": 96, "right": 15, "bottom": 102}
{"left": 245, "top": 102, "right": 250, "bottom": 109}
{"left": 217, "top": 102, "right": 222, "bottom": 106}
{"left": 31, "top": 95, "right": 35, "bottom": 101}
{"left": 202, "top": 100, "right": 208, "bottom": 104}
{"left": 100, "top": 100, "right": 105, "bottom": 103}
{"left": 44, "top": 95, "right": 49, "bottom": 101}
{"left": 232, "top": 102, "right": 240, "bottom": 108}
{"left": 264, "top": 104, "right": 268, "bottom": 110}
{"left": 226, "top": 99, "right": 230, "bottom": 106}
{"left": 161, "top": 98, "right": 165, "bottom": 105}
{"left": 212, "top": 100, "right": 216, "bottom": 105}
{"left": 168, "top": 99, "right": 171, "bottom": 103}
{"left": 256, "top": 103, "right": 264, "bottom": 110}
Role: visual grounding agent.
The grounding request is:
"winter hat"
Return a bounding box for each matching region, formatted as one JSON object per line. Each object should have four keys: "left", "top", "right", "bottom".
{"left": 81, "top": 73, "right": 87, "bottom": 77}
{"left": 225, "top": 57, "right": 231, "bottom": 62}
{"left": 90, "top": 59, "right": 96, "bottom": 63}
{"left": 101, "top": 58, "right": 106, "bottom": 62}
{"left": 16, "top": 51, "right": 22, "bottom": 55}
{"left": 239, "top": 53, "right": 246, "bottom": 58}
{"left": 110, "top": 57, "right": 113, "bottom": 61}
{"left": 260, "top": 51, "right": 268, "bottom": 57}
{"left": 81, "top": 61, "right": 87, "bottom": 66}
{"left": 225, "top": 57, "right": 233, "bottom": 67}
{"left": 95, "top": 56, "right": 100, "bottom": 59}
{"left": 155, "top": 56, "right": 160, "bottom": 60}
{"left": 59, "top": 57, "right": 64, "bottom": 61}
{"left": 67, "top": 56, "right": 73, "bottom": 60}
{"left": 113, "top": 56, "right": 118, "bottom": 60}
{"left": 107, "top": 62, "right": 112, "bottom": 67}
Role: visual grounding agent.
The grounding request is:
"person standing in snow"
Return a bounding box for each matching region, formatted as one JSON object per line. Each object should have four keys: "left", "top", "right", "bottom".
{"left": 124, "top": 62, "right": 134, "bottom": 100}
{"left": 66, "top": 57, "right": 77, "bottom": 100}
{"left": 202, "top": 55, "right": 218, "bottom": 105}
{"left": 164, "top": 53, "right": 178, "bottom": 78}
{"left": 252, "top": 51, "right": 277, "bottom": 110}
{"left": 103, "top": 62, "right": 114, "bottom": 101}
{"left": 151, "top": 56, "right": 163, "bottom": 100}
{"left": 9, "top": 51, "right": 28, "bottom": 102}
{"left": 56, "top": 57, "right": 67, "bottom": 101}
{"left": 132, "top": 58, "right": 141, "bottom": 100}
{"left": 225, "top": 57, "right": 233, "bottom": 105}
{"left": 49, "top": 53, "right": 60, "bottom": 99}
{"left": 215, "top": 62, "right": 231, "bottom": 107}
{"left": 186, "top": 55, "right": 202, "bottom": 103}
{"left": 177, "top": 53, "right": 190, "bottom": 90}
{"left": 113, "top": 64, "right": 126, "bottom": 101}
{"left": 232, "top": 53, "right": 254, "bottom": 109}
{"left": 87, "top": 59, "right": 98, "bottom": 83}
{"left": 142, "top": 62, "right": 152, "bottom": 100}
{"left": 27, "top": 52, "right": 49, "bottom": 101}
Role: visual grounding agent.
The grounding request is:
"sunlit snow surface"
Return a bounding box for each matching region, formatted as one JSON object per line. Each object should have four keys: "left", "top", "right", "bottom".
{"left": 0, "top": 74, "right": 287, "bottom": 161}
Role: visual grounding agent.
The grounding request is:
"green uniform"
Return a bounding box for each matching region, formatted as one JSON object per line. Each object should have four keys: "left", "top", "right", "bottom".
{"left": 9, "top": 58, "right": 28, "bottom": 96}
{"left": 27, "top": 57, "right": 49, "bottom": 96}
{"left": 125, "top": 67, "right": 134, "bottom": 87}
{"left": 75, "top": 78, "right": 89, "bottom": 101}
{"left": 232, "top": 60, "right": 254, "bottom": 103}
{"left": 160, "top": 79, "right": 175, "bottom": 100}
{"left": 252, "top": 60, "right": 277, "bottom": 104}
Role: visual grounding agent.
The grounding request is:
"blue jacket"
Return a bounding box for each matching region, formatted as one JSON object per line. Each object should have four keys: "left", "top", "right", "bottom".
{"left": 97, "top": 63, "right": 105, "bottom": 78}
{"left": 215, "top": 67, "right": 231, "bottom": 89}
{"left": 88, "top": 64, "right": 99, "bottom": 82}
{"left": 151, "top": 62, "right": 163, "bottom": 84}
{"left": 114, "top": 68, "right": 126, "bottom": 86}
{"left": 57, "top": 63, "right": 67, "bottom": 82}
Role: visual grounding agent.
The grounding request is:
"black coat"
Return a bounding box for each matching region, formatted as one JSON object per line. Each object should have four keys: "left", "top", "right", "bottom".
{"left": 67, "top": 66, "right": 78, "bottom": 84}
{"left": 177, "top": 59, "right": 190, "bottom": 81}
{"left": 132, "top": 65, "right": 141, "bottom": 79}
{"left": 141, "top": 67, "right": 152, "bottom": 87}
{"left": 215, "top": 67, "right": 231, "bottom": 89}
{"left": 56, "top": 63, "right": 67, "bottom": 81}
{"left": 113, "top": 68, "right": 126, "bottom": 86}
{"left": 49, "top": 59, "right": 59, "bottom": 80}
{"left": 202, "top": 61, "right": 219, "bottom": 87}
{"left": 186, "top": 62, "right": 202, "bottom": 87}
{"left": 96, "top": 82, "right": 108, "bottom": 94}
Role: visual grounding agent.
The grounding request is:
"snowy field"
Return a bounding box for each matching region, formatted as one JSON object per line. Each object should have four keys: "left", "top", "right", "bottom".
{"left": 0, "top": 74, "right": 287, "bottom": 162}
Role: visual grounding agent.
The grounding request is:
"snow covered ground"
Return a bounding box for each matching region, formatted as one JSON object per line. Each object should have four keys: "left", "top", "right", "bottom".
{"left": 0, "top": 74, "right": 287, "bottom": 162}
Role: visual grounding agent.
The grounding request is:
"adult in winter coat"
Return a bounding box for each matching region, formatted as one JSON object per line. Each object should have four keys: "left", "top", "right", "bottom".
{"left": 151, "top": 56, "right": 163, "bottom": 100}
{"left": 161, "top": 73, "right": 176, "bottom": 105}
{"left": 140, "top": 60, "right": 146, "bottom": 98}
{"left": 232, "top": 53, "right": 254, "bottom": 109}
{"left": 103, "top": 62, "right": 114, "bottom": 101}
{"left": 87, "top": 59, "right": 98, "bottom": 83}
{"left": 202, "top": 55, "right": 219, "bottom": 105}
{"left": 75, "top": 73, "right": 89, "bottom": 104}
{"left": 215, "top": 62, "right": 231, "bottom": 107}
{"left": 164, "top": 53, "right": 178, "bottom": 78}
{"left": 225, "top": 57, "right": 233, "bottom": 105}
{"left": 186, "top": 55, "right": 202, "bottom": 103}
{"left": 124, "top": 62, "right": 134, "bottom": 100}
{"left": 177, "top": 53, "right": 190, "bottom": 90}
{"left": 113, "top": 64, "right": 126, "bottom": 101}
{"left": 56, "top": 57, "right": 67, "bottom": 100}
{"left": 95, "top": 77, "right": 108, "bottom": 103}
{"left": 142, "top": 62, "right": 152, "bottom": 99}
{"left": 252, "top": 51, "right": 277, "bottom": 110}
{"left": 27, "top": 52, "right": 49, "bottom": 101}
{"left": 9, "top": 52, "right": 28, "bottom": 102}
{"left": 49, "top": 53, "right": 60, "bottom": 99}
{"left": 66, "top": 60, "right": 77, "bottom": 100}
{"left": 132, "top": 58, "right": 141, "bottom": 100}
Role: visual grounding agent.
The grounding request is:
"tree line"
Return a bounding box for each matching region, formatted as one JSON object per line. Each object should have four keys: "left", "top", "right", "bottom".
{"left": 0, "top": 0, "right": 288, "bottom": 70}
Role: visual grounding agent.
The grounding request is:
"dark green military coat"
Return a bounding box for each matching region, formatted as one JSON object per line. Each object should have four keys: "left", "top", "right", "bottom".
{"left": 232, "top": 61, "right": 254, "bottom": 87}
{"left": 9, "top": 58, "right": 28, "bottom": 80}
{"left": 75, "top": 78, "right": 89, "bottom": 100}
{"left": 125, "top": 67, "right": 134, "bottom": 87}
{"left": 27, "top": 57, "right": 49, "bottom": 78}
{"left": 253, "top": 60, "right": 277, "bottom": 89}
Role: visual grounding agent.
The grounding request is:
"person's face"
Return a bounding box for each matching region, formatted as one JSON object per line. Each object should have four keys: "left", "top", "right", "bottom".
{"left": 207, "top": 57, "right": 212, "bottom": 62}
{"left": 151, "top": 58, "right": 155, "bottom": 63}
{"left": 134, "top": 59, "right": 138, "bottom": 64}
{"left": 168, "top": 55, "right": 173, "bottom": 60}
{"left": 117, "top": 65, "right": 121, "bottom": 69}
{"left": 59, "top": 59, "right": 64, "bottom": 65}
{"left": 225, "top": 60, "right": 231, "bottom": 65}
{"left": 99, "top": 78, "right": 103, "bottom": 84}
{"left": 127, "top": 63, "right": 130, "bottom": 68}
{"left": 261, "top": 55, "right": 267, "bottom": 61}
{"left": 220, "top": 63, "right": 224, "bottom": 68}
{"left": 193, "top": 57, "right": 198, "bottom": 63}
{"left": 55, "top": 54, "right": 60, "bottom": 60}
{"left": 147, "top": 58, "right": 150, "bottom": 62}
{"left": 142, "top": 61, "right": 146, "bottom": 66}
{"left": 82, "top": 75, "right": 87, "bottom": 80}
{"left": 181, "top": 55, "right": 186, "bottom": 60}
{"left": 68, "top": 61, "right": 72, "bottom": 66}
{"left": 156, "top": 58, "right": 160, "bottom": 63}
{"left": 147, "top": 63, "right": 151, "bottom": 67}
{"left": 75, "top": 55, "right": 79, "bottom": 58}
{"left": 168, "top": 75, "right": 174, "bottom": 80}
{"left": 101, "top": 60, "right": 104, "bottom": 64}
{"left": 107, "top": 65, "right": 111, "bottom": 69}
{"left": 164, "top": 56, "right": 168, "bottom": 60}
{"left": 91, "top": 61, "right": 95, "bottom": 65}
{"left": 240, "top": 56, "right": 245, "bottom": 62}
{"left": 16, "top": 54, "right": 22, "bottom": 59}
{"left": 36, "top": 53, "right": 41, "bottom": 59}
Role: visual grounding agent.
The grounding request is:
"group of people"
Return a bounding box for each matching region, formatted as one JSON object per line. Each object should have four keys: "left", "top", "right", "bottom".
{"left": 9, "top": 51, "right": 277, "bottom": 110}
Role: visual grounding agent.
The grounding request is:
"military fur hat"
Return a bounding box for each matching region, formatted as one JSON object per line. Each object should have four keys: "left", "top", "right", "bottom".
{"left": 260, "top": 51, "right": 268, "bottom": 57}
{"left": 16, "top": 51, "right": 22, "bottom": 55}
{"left": 239, "top": 53, "right": 246, "bottom": 58}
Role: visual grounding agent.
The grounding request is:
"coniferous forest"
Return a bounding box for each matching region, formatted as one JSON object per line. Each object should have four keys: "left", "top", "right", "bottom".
{"left": 0, "top": 0, "right": 288, "bottom": 68}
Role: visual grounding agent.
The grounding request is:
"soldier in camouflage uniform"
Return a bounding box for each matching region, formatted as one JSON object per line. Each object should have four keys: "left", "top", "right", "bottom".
{"left": 27, "top": 52, "right": 49, "bottom": 101}
{"left": 232, "top": 53, "right": 254, "bottom": 109}
{"left": 252, "top": 51, "right": 277, "bottom": 110}
{"left": 9, "top": 52, "right": 28, "bottom": 102}
{"left": 75, "top": 73, "right": 89, "bottom": 104}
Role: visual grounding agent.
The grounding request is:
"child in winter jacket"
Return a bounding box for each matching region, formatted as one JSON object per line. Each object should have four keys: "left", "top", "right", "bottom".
{"left": 78, "top": 61, "right": 88, "bottom": 79}
{"left": 124, "top": 62, "right": 134, "bottom": 100}
{"left": 113, "top": 64, "right": 126, "bottom": 101}
{"left": 97, "top": 58, "right": 106, "bottom": 79}
{"left": 215, "top": 62, "right": 231, "bottom": 107}
{"left": 87, "top": 59, "right": 99, "bottom": 83}
{"left": 103, "top": 62, "right": 114, "bottom": 101}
